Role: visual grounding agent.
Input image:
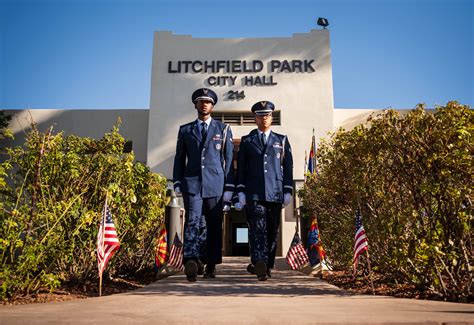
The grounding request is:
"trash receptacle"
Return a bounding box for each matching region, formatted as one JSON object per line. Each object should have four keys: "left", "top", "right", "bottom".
{"left": 165, "top": 189, "right": 182, "bottom": 244}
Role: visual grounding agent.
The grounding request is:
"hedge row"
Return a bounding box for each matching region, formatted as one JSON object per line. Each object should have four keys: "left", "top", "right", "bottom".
{"left": 299, "top": 102, "right": 472, "bottom": 302}
{"left": 0, "top": 122, "right": 167, "bottom": 300}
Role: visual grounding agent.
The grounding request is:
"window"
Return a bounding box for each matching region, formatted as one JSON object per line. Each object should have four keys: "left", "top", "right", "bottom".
{"left": 213, "top": 111, "right": 281, "bottom": 126}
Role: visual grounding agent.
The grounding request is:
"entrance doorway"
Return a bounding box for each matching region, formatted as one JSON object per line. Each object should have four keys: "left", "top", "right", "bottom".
{"left": 222, "top": 139, "right": 250, "bottom": 256}
{"left": 224, "top": 208, "right": 250, "bottom": 256}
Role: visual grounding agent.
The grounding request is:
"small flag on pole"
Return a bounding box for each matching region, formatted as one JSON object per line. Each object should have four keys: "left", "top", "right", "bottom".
{"left": 307, "top": 216, "right": 326, "bottom": 266}
{"left": 286, "top": 232, "right": 309, "bottom": 270}
{"left": 353, "top": 208, "right": 368, "bottom": 275}
{"left": 168, "top": 233, "right": 184, "bottom": 271}
{"left": 307, "top": 129, "right": 317, "bottom": 174}
{"left": 155, "top": 224, "right": 168, "bottom": 271}
{"left": 97, "top": 201, "right": 121, "bottom": 276}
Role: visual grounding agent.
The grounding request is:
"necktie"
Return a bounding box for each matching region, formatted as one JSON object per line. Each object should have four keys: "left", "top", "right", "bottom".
{"left": 201, "top": 122, "right": 208, "bottom": 141}
{"left": 261, "top": 132, "right": 267, "bottom": 146}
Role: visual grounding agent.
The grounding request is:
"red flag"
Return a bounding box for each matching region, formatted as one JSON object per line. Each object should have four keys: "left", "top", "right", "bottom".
{"left": 286, "top": 233, "right": 309, "bottom": 270}
{"left": 97, "top": 201, "right": 120, "bottom": 276}
{"left": 155, "top": 224, "right": 168, "bottom": 270}
{"left": 353, "top": 209, "right": 368, "bottom": 275}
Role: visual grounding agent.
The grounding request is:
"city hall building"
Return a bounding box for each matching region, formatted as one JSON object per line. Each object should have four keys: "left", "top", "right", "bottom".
{"left": 4, "top": 29, "right": 386, "bottom": 256}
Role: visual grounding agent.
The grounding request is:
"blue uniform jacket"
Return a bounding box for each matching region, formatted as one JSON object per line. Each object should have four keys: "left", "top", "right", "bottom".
{"left": 237, "top": 129, "right": 293, "bottom": 203}
{"left": 173, "top": 119, "right": 234, "bottom": 198}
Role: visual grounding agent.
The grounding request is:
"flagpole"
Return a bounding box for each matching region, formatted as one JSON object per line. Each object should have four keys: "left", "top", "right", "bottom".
{"left": 99, "top": 193, "right": 108, "bottom": 297}
{"left": 357, "top": 196, "right": 375, "bottom": 295}
{"left": 304, "top": 150, "right": 308, "bottom": 182}
{"left": 312, "top": 128, "right": 317, "bottom": 175}
{"left": 99, "top": 273, "right": 103, "bottom": 297}
{"left": 365, "top": 249, "right": 375, "bottom": 295}
{"left": 295, "top": 210, "right": 299, "bottom": 234}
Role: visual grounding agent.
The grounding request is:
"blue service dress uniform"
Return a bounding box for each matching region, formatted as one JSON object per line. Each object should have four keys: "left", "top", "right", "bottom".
{"left": 236, "top": 129, "right": 293, "bottom": 269}
{"left": 173, "top": 118, "right": 234, "bottom": 266}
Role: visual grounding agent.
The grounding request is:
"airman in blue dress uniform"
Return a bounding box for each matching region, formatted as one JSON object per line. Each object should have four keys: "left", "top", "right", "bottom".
{"left": 173, "top": 88, "right": 234, "bottom": 281}
{"left": 235, "top": 101, "right": 294, "bottom": 281}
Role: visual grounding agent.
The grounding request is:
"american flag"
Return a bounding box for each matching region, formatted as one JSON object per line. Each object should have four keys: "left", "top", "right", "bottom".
{"left": 155, "top": 224, "right": 168, "bottom": 271}
{"left": 286, "top": 232, "right": 309, "bottom": 270}
{"left": 97, "top": 201, "right": 120, "bottom": 276}
{"left": 168, "top": 233, "right": 184, "bottom": 271}
{"left": 353, "top": 208, "right": 368, "bottom": 275}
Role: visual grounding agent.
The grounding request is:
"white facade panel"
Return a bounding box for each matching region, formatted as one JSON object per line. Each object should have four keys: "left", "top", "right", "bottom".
{"left": 3, "top": 109, "right": 149, "bottom": 163}
{"left": 148, "top": 30, "right": 334, "bottom": 180}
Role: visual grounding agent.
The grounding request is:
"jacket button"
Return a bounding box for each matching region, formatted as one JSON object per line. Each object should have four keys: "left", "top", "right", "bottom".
{"left": 202, "top": 166, "right": 205, "bottom": 168}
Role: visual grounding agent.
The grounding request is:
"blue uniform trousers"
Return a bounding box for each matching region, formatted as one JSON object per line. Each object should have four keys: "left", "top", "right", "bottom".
{"left": 183, "top": 193, "right": 223, "bottom": 266}
{"left": 246, "top": 200, "right": 281, "bottom": 269}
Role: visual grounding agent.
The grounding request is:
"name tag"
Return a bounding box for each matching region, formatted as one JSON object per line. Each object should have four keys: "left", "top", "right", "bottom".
{"left": 272, "top": 142, "right": 283, "bottom": 149}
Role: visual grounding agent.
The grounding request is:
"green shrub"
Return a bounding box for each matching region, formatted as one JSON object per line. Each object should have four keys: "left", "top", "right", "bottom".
{"left": 300, "top": 102, "right": 473, "bottom": 301}
{"left": 0, "top": 122, "right": 167, "bottom": 299}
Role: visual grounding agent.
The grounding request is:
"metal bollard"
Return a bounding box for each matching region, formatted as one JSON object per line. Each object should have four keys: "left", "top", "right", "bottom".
{"left": 165, "top": 189, "right": 182, "bottom": 245}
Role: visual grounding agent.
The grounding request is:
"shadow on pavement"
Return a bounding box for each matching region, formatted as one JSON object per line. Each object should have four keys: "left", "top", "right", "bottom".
{"left": 129, "top": 257, "right": 353, "bottom": 298}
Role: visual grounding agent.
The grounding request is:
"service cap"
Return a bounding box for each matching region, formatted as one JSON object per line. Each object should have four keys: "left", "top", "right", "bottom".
{"left": 191, "top": 88, "right": 218, "bottom": 105}
{"left": 251, "top": 100, "right": 275, "bottom": 115}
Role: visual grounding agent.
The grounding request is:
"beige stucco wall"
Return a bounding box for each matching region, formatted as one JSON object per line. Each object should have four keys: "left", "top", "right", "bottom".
{"left": 148, "top": 30, "right": 334, "bottom": 182}
{"left": 333, "top": 108, "right": 380, "bottom": 130}
{"left": 3, "top": 109, "right": 149, "bottom": 162}
{"left": 333, "top": 108, "right": 420, "bottom": 131}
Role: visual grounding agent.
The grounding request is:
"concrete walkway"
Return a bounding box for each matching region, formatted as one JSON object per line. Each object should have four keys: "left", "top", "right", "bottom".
{"left": 1, "top": 257, "right": 473, "bottom": 324}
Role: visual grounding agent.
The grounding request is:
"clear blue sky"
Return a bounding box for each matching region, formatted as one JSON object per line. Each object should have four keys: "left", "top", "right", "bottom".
{"left": 1, "top": 0, "right": 472, "bottom": 109}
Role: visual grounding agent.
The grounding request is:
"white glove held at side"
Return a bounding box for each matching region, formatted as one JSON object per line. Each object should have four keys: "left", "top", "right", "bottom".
{"left": 223, "top": 191, "right": 233, "bottom": 202}
{"left": 238, "top": 192, "right": 246, "bottom": 206}
{"left": 283, "top": 193, "right": 292, "bottom": 207}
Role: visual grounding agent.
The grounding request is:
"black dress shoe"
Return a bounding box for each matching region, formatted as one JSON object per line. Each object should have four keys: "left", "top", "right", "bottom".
{"left": 247, "top": 264, "right": 255, "bottom": 274}
{"left": 254, "top": 261, "right": 267, "bottom": 281}
{"left": 197, "top": 262, "right": 204, "bottom": 275}
{"left": 185, "top": 260, "right": 198, "bottom": 282}
{"left": 266, "top": 268, "right": 272, "bottom": 278}
{"left": 203, "top": 264, "right": 216, "bottom": 278}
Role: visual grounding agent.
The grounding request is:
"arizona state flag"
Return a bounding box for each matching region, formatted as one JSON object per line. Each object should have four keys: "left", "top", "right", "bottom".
{"left": 307, "top": 216, "right": 326, "bottom": 266}
{"left": 155, "top": 224, "right": 168, "bottom": 270}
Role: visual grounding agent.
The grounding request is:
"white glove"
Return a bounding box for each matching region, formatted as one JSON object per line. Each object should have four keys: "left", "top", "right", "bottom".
{"left": 234, "top": 202, "right": 243, "bottom": 211}
{"left": 174, "top": 187, "right": 181, "bottom": 195}
{"left": 223, "top": 191, "right": 233, "bottom": 202}
{"left": 283, "top": 193, "right": 292, "bottom": 207}
{"left": 238, "top": 192, "right": 246, "bottom": 206}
